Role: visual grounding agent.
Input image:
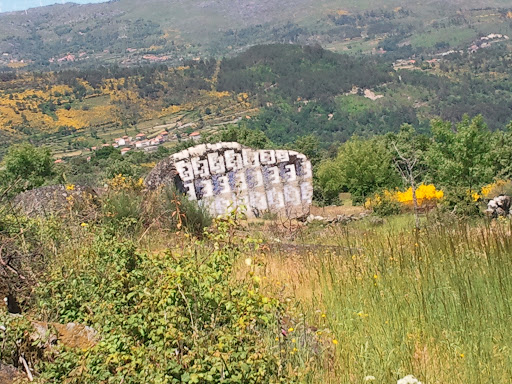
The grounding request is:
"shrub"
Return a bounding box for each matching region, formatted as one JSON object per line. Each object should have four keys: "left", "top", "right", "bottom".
{"left": 440, "top": 187, "right": 481, "bottom": 217}
{"left": 365, "top": 190, "right": 401, "bottom": 217}
{"left": 479, "top": 179, "right": 512, "bottom": 200}
{"left": 32, "top": 216, "right": 302, "bottom": 383}
{"left": 143, "top": 185, "right": 212, "bottom": 237}
{"left": 102, "top": 175, "right": 145, "bottom": 232}
{"left": 395, "top": 184, "right": 444, "bottom": 208}
{"left": 366, "top": 184, "right": 444, "bottom": 216}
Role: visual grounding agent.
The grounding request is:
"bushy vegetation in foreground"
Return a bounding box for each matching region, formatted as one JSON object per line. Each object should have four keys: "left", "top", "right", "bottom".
{"left": 1, "top": 177, "right": 512, "bottom": 383}
{"left": 0, "top": 185, "right": 328, "bottom": 383}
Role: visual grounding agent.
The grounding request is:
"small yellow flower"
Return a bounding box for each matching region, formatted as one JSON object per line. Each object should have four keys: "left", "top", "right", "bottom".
{"left": 332, "top": 339, "right": 338, "bottom": 345}
{"left": 321, "top": 313, "right": 326, "bottom": 318}
{"left": 288, "top": 327, "right": 294, "bottom": 332}
{"left": 373, "top": 274, "right": 378, "bottom": 279}
{"left": 66, "top": 184, "right": 75, "bottom": 191}
{"left": 80, "top": 222, "right": 88, "bottom": 227}
{"left": 291, "top": 338, "right": 296, "bottom": 343}
{"left": 460, "top": 353, "right": 465, "bottom": 358}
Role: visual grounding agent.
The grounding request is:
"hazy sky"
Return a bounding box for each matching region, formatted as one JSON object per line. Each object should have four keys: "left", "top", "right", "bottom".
{"left": 0, "top": 0, "right": 109, "bottom": 13}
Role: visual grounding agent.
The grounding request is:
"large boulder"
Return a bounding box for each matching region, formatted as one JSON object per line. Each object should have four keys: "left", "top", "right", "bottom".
{"left": 12, "top": 185, "right": 99, "bottom": 218}
{"left": 485, "top": 195, "right": 512, "bottom": 218}
{"left": 0, "top": 363, "right": 21, "bottom": 384}
{"left": 145, "top": 142, "right": 313, "bottom": 219}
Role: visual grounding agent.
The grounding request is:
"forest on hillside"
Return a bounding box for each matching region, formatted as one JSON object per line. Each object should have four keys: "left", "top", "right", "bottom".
{"left": 4, "top": 42, "right": 512, "bottom": 154}
{"left": 218, "top": 44, "right": 512, "bottom": 145}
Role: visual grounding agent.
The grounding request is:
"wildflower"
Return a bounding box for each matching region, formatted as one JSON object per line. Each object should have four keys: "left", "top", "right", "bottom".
{"left": 245, "top": 258, "right": 252, "bottom": 266}
{"left": 459, "top": 353, "right": 464, "bottom": 358}
{"left": 321, "top": 313, "right": 326, "bottom": 318}
{"left": 288, "top": 327, "right": 294, "bottom": 332}
{"left": 291, "top": 338, "right": 296, "bottom": 343}
{"left": 397, "top": 375, "right": 422, "bottom": 384}
{"left": 80, "top": 222, "right": 88, "bottom": 227}
{"left": 373, "top": 274, "right": 378, "bottom": 279}
{"left": 364, "top": 376, "right": 376, "bottom": 382}
{"left": 66, "top": 184, "right": 75, "bottom": 191}
{"left": 332, "top": 339, "right": 338, "bottom": 345}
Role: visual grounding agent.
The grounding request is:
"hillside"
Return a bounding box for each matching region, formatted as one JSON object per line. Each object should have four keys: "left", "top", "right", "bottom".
{"left": 3, "top": 41, "right": 512, "bottom": 163}
{"left": 2, "top": 0, "right": 512, "bottom": 68}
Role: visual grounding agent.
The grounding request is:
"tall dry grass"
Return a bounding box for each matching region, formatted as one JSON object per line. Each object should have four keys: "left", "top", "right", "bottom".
{"left": 259, "top": 215, "right": 512, "bottom": 383}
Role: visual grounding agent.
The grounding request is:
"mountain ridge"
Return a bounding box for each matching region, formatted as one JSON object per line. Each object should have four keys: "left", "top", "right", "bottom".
{"left": 1, "top": 0, "right": 511, "bottom": 69}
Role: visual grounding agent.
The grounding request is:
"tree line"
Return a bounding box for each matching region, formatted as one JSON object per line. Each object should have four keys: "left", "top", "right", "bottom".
{"left": 315, "top": 115, "right": 510, "bottom": 214}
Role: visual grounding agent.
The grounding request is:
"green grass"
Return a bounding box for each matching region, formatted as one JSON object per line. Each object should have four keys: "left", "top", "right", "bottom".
{"left": 409, "top": 26, "right": 478, "bottom": 49}
{"left": 264, "top": 215, "right": 512, "bottom": 382}
{"left": 336, "top": 95, "right": 378, "bottom": 117}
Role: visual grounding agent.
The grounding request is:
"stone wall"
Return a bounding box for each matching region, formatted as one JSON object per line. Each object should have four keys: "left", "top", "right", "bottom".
{"left": 145, "top": 142, "right": 313, "bottom": 219}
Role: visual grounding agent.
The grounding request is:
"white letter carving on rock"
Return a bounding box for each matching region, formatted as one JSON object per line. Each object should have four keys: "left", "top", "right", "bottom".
{"left": 145, "top": 142, "right": 313, "bottom": 219}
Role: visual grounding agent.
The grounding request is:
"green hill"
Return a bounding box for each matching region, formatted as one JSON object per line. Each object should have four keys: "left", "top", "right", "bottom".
{"left": 1, "top": 0, "right": 512, "bottom": 68}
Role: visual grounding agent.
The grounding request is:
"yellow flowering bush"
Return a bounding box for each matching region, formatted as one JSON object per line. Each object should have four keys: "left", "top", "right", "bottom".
{"left": 479, "top": 180, "right": 512, "bottom": 200}
{"left": 395, "top": 184, "right": 444, "bottom": 206}
{"left": 107, "top": 174, "right": 145, "bottom": 192}
{"left": 364, "top": 189, "right": 395, "bottom": 210}
{"left": 366, "top": 184, "right": 444, "bottom": 215}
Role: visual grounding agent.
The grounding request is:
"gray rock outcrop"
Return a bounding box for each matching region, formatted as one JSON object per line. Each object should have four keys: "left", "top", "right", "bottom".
{"left": 145, "top": 142, "right": 313, "bottom": 219}
{"left": 485, "top": 195, "right": 512, "bottom": 217}
{"left": 12, "top": 185, "right": 99, "bottom": 217}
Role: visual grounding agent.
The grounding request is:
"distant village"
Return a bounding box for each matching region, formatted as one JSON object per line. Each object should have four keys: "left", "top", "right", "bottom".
{"left": 90, "top": 130, "right": 202, "bottom": 155}
{"left": 54, "top": 129, "right": 203, "bottom": 163}
{"left": 393, "top": 33, "right": 510, "bottom": 69}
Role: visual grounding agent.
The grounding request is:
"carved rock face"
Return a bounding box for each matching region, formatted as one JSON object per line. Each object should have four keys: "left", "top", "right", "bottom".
{"left": 145, "top": 142, "right": 313, "bottom": 219}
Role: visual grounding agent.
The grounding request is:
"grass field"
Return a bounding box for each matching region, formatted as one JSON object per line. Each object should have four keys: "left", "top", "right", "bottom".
{"left": 255, "top": 214, "right": 512, "bottom": 382}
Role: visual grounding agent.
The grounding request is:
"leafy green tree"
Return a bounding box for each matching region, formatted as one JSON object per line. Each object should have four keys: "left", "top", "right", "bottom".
{"left": 317, "top": 136, "right": 400, "bottom": 204}
{"left": 216, "top": 125, "right": 273, "bottom": 149}
{"left": 490, "top": 121, "right": 512, "bottom": 179}
{"left": 426, "top": 115, "right": 493, "bottom": 190}
{"left": 287, "top": 134, "right": 323, "bottom": 166}
{"left": 2, "top": 143, "right": 54, "bottom": 194}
